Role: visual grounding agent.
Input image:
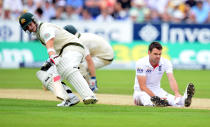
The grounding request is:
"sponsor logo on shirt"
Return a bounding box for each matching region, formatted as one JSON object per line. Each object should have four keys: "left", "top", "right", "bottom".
{"left": 137, "top": 68, "right": 143, "bottom": 73}
{"left": 146, "top": 69, "right": 152, "bottom": 73}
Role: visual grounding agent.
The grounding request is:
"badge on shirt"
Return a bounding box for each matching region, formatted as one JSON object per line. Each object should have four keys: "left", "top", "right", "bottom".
{"left": 159, "top": 65, "right": 162, "bottom": 71}
{"left": 44, "top": 33, "right": 50, "bottom": 40}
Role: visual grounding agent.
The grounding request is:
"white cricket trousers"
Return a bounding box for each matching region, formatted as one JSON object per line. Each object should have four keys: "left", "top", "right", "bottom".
{"left": 133, "top": 88, "right": 185, "bottom": 107}
{"left": 81, "top": 56, "right": 112, "bottom": 69}
{"left": 79, "top": 56, "right": 112, "bottom": 81}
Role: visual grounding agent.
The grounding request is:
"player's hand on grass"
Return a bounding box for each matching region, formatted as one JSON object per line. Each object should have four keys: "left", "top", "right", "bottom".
{"left": 174, "top": 93, "right": 182, "bottom": 105}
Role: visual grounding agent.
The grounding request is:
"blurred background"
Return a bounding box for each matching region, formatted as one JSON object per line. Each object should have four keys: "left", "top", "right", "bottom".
{"left": 0, "top": 0, "right": 210, "bottom": 70}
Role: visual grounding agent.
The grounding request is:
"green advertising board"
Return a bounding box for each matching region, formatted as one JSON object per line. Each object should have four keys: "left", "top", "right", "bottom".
{"left": 111, "top": 41, "right": 210, "bottom": 65}
{"left": 0, "top": 42, "right": 48, "bottom": 64}
{"left": 0, "top": 41, "right": 210, "bottom": 68}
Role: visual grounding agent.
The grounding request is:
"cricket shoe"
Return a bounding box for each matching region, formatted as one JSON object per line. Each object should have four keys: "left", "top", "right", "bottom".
{"left": 184, "top": 83, "right": 195, "bottom": 107}
{"left": 83, "top": 96, "right": 98, "bottom": 105}
{"left": 57, "top": 96, "right": 80, "bottom": 107}
{"left": 151, "top": 96, "right": 169, "bottom": 107}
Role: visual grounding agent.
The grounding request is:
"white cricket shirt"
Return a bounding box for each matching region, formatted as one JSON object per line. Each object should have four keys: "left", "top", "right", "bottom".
{"left": 134, "top": 56, "right": 173, "bottom": 91}
{"left": 79, "top": 33, "right": 114, "bottom": 60}
{"left": 35, "top": 22, "right": 83, "bottom": 55}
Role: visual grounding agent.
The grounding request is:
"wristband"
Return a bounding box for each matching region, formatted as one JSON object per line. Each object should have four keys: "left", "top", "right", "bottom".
{"left": 47, "top": 48, "right": 56, "bottom": 53}
{"left": 91, "top": 77, "right": 96, "bottom": 79}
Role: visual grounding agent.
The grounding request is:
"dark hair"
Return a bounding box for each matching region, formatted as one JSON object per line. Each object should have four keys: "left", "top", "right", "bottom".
{"left": 148, "top": 41, "right": 162, "bottom": 52}
{"left": 36, "top": 7, "right": 43, "bottom": 15}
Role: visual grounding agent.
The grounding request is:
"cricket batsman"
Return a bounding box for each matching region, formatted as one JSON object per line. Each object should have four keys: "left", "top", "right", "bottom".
{"left": 19, "top": 12, "right": 98, "bottom": 106}
{"left": 63, "top": 25, "right": 114, "bottom": 92}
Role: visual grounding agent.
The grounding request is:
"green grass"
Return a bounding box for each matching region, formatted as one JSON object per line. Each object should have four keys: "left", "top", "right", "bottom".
{"left": 0, "top": 68, "right": 41, "bottom": 89}
{"left": 96, "top": 69, "right": 210, "bottom": 98}
{"left": 0, "top": 69, "right": 210, "bottom": 127}
{"left": 0, "top": 68, "right": 209, "bottom": 98}
{"left": 0, "top": 98, "right": 210, "bottom": 127}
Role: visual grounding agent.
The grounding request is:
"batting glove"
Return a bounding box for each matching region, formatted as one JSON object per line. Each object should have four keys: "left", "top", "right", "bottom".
{"left": 50, "top": 55, "right": 60, "bottom": 65}
{"left": 89, "top": 77, "right": 98, "bottom": 92}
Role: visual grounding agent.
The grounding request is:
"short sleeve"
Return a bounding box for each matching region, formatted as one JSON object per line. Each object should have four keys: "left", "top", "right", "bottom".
{"left": 40, "top": 27, "right": 55, "bottom": 43}
{"left": 136, "top": 60, "right": 146, "bottom": 76}
{"left": 84, "top": 45, "right": 90, "bottom": 57}
{"left": 165, "top": 59, "right": 173, "bottom": 73}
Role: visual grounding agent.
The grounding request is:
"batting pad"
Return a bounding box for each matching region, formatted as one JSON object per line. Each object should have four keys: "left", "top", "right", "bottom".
{"left": 36, "top": 70, "right": 51, "bottom": 89}
{"left": 79, "top": 63, "right": 88, "bottom": 77}
{"left": 66, "top": 70, "right": 95, "bottom": 100}
{"left": 36, "top": 70, "right": 70, "bottom": 101}
{"left": 79, "top": 63, "right": 90, "bottom": 83}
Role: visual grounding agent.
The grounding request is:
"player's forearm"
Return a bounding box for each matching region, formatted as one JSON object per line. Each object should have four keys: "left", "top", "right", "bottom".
{"left": 137, "top": 76, "right": 155, "bottom": 97}
{"left": 169, "top": 79, "right": 180, "bottom": 95}
{"left": 86, "top": 55, "right": 96, "bottom": 77}
{"left": 46, "top": 38, "right": 55, "bottom": 56}
{"left": 140, "top": 86, "right": 155, "bottom": 97}
{"left": 167, "top": 73, "right": 181, "bottom": 96}
{"left": 87, "top": 63, "right": 96, "bottom": 77}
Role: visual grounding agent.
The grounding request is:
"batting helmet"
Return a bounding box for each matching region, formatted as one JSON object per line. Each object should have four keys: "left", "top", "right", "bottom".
{"left": 19, "top": 12, "right": 34, "bottom": 31}
{"left": 64, "top": 25, "right": 77, "bottom": 35}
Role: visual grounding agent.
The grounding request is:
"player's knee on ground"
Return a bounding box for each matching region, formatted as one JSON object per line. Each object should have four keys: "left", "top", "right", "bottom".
{"left": 133, "top": 91, "right": 153, "bottom": 106}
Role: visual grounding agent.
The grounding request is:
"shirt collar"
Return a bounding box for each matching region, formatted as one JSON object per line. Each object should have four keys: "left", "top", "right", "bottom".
{"left": 146, "top": 56, "right": 163, "bottom": 69}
